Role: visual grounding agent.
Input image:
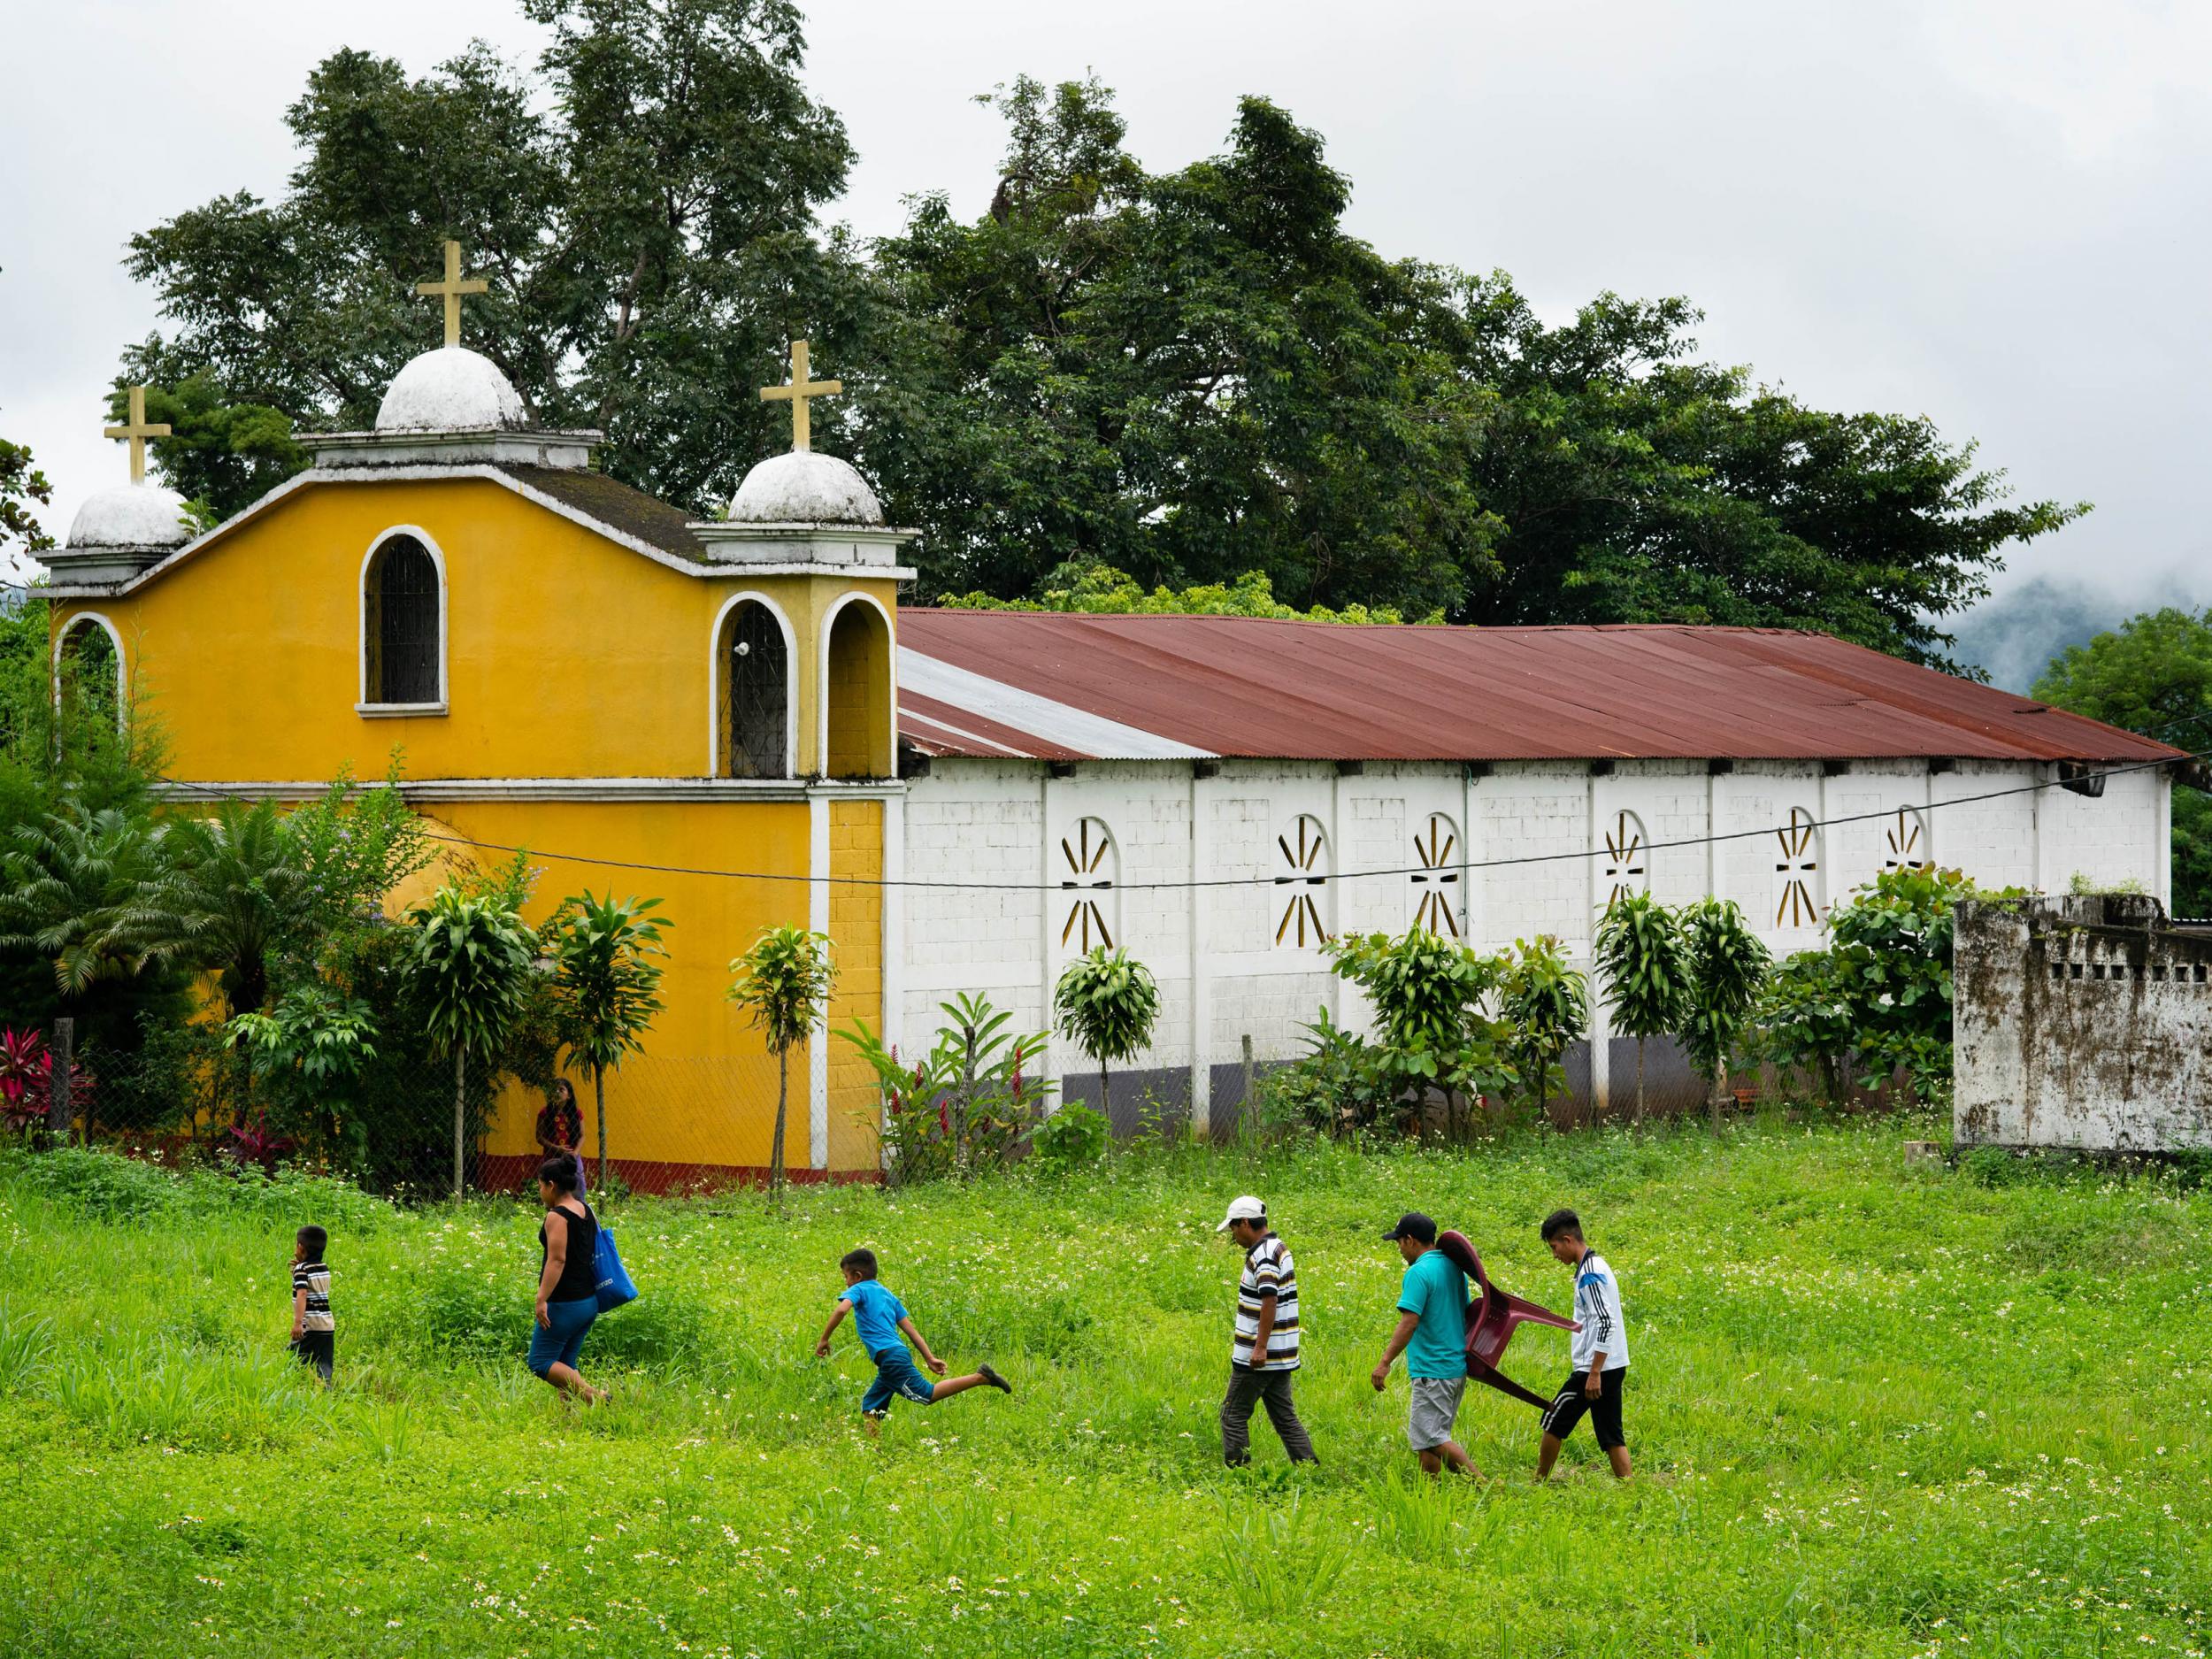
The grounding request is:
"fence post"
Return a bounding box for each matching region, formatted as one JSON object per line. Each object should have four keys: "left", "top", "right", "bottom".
{"left": 1240, "top": 1033, "right": 1255, "bottom": 1139}
{"left": 49, "top": 1017, "right": 73, "bottom": 1143}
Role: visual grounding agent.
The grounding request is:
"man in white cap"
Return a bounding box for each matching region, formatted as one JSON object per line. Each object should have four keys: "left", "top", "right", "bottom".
{"left": 1216, "top": 1194, "right": 1317, "bottom": 1467}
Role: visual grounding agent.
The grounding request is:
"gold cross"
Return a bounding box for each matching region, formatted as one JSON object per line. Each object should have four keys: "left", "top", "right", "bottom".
{"left": 758, "top": 339, "right": 841, "bottom": 452}
{"left": 415, "top": 238, "right": 488, "bottom": 349}
{"left": 103, "top": 386, "right": 171, "bottom": 483}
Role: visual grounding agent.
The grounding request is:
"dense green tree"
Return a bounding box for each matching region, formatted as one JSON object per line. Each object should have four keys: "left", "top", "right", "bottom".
{"left": 862, "top": 80, "right": 1498, "bottom": 612}
{"left": 121, "top": 0, "right": 859, "bottom": 520}
{"left": 1442, "top": 279, "right": 2083, "bottom": 672}
{"left": 2032, "top": 606, "right": 2212, "bottom": 916}
{"left": 1, "top": 430, "right": 54, "bottom": 564}
{"left": 119, "top": 34, "right": 2076, "bottom": 655}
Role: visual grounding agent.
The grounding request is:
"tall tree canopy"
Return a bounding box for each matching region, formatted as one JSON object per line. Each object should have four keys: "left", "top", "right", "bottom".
{"left": 121, "top": 0, "right": 859, "bottom": 520}
{"left": 118, "top": 35, "right": 2079, "bottom": 667}
{"left": 857, "top": 80, "right": 1499, "bottom": 618}
{"left": 2032, "top": 607, "right": 2212, "bottom": 916}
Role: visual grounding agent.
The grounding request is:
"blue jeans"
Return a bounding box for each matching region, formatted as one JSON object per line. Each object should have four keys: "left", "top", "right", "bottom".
{"left": 860, "top": 1346, "right": 936, "bottom": 1415}
{"left": 528, "top": 1295, "right": 598, "bottom": 1377}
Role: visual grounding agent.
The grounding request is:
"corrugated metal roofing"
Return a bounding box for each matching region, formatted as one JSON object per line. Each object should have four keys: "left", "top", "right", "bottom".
{"left": 894, "top": 611, "right": 2181, "bottom": 765}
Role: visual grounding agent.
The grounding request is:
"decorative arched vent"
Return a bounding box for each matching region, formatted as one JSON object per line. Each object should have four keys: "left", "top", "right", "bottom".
{"left": 1274, "top": 815, "right": 1331, "bottom": 949}
{"left": 1058, "top": 818, "right": 1118, "bottom": 951}
{"left": 1775, "top": 807, "right": 1821, "bottom": 927}
{"left": 1601, "top": 810, "right": 1648, "bottom": 908}
{"left": 1409, "top": 813, "right": 1462, "bottom": 937}
{"left": 363, "top": 534, "right": 442, "bottom": 705}
{"left": 719, "top": 599, "right": 789, "bottom": 779}
{"left": 1885, "top": 806, "right": 1931, "bottom": 872}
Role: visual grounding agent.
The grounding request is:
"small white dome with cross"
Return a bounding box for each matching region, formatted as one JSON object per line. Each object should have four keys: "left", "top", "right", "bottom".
{"left": 376, "top": 345, "right": 528, "bottom": 432}
{"left": 727, "top": 449, "right": 883, "bottom": 526}
{"left": 67, "top": 481, "right": 192, "bottom": 549}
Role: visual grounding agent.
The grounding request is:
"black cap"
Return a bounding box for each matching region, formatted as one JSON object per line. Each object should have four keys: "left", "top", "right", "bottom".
{"left": 1383, "top": 1211, "right": 1437, "bottom": 1244}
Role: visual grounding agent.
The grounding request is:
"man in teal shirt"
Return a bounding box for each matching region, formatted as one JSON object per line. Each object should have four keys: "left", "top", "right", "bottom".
{"left": 1370, "top": 1211, "right": 1478, "bottom": 1477}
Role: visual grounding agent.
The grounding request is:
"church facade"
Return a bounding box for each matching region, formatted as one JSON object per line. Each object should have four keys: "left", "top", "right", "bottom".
{"left": 40, "top": 254, "right": 2181, "bottom": 1176}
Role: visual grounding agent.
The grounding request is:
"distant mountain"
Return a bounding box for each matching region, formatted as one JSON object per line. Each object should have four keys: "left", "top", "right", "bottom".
{"left": 1948, "top": 576, "right": 2206, "bottom": 694}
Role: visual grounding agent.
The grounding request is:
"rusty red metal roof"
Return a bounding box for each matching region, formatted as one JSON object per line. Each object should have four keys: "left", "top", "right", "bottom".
{"left": 895, "top": 612, "right": 2182, "bottom": 765}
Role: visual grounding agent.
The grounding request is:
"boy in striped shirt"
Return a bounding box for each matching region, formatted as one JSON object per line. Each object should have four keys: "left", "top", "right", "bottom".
{"left": 1536, "top": 1208, "right": 1631, "bottom": 1479}
{"left": 288, "top": 1224, "right": 334, "bottom": 1385}
{"left": 1216, "top": 1195, "right": 1317, "bottom": 1466}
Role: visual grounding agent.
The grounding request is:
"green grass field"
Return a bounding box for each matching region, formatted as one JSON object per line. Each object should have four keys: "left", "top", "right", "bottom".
{"left": 4, "top": 1118, "right": 2208, "bottom": 1658}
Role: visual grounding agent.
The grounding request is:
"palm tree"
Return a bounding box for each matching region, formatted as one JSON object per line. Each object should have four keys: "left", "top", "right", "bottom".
{"left": 1593, "top": 891, "right": 1691, "bottom": 1127}
{"left": 1052, "top": 946, "right": 1161, "bottom": 1127}
{"left": 545, "top": 891, "right": 670, "bottom": 1188}
{"left": 1678, "top": 898, "right": 1770, "bottom": 1133}
{"left": 0, "top": 803, "right": 182, "bottom": 1001}
{"left": 406, "top": 885, "right": 537, "bottom": 1199}
{"left": 157, "top": 797, "right": 314, "bottom": 1019}
{"left": 727, "top": 926, "right": 834, "bottom": 1200}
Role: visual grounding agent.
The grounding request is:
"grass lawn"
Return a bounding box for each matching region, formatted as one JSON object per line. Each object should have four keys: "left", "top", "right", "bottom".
{"left": 4, "top": 1116, "right": 2208, "bottom": 1658}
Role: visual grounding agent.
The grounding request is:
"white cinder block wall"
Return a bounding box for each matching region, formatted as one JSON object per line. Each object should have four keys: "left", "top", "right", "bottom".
{"left": 899, "top": 757, "right": 2171, "bottom": 1126}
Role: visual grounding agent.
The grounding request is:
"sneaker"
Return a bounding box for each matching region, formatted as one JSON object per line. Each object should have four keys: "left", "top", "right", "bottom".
{"left": 977, "top": 1363, "right": 1013, "bottom": 1395}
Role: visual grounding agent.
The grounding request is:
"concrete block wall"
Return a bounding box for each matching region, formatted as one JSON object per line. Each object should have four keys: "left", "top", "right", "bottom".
{"left": 1955, "top": 894, "right": 2212, "bottom": 1150}
{"left": 903, "top": 755, "right": 2172, "bottom": 1128}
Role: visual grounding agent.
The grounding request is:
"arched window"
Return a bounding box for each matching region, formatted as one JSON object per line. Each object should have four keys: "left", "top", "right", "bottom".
{"left": 1600, "top": 810, "right": 1648, "bottom": 909}
{"left": 1409, "top": 812, "right": 1462, "bottom": 937}
{"left": 1058, "top": 818, "right": 1118, "bottom": 951}
{"left": 56, "top": 615, "right": 123, "bottom": 727}
{"left": 362, "top": 533, "right": 442, "bottom": 707}
{"left": 1775, "top": 807, "right": 1821, "bottom": 927}
{"left": 1885, "top": 806, "right": 1932, "bottom": 872}
{"left": 823, "top": 596, "right": 891, "bottom": 779}
{"left": 717, "top": 598, "right": 790, "bottom": 779}
{"left": 1273, "top": 815, "right": 1332, "bottom": 949}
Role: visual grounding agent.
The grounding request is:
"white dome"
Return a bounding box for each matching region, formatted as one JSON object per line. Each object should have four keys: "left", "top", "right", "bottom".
{"left": 67, "top": 481, "right": 192, "bottom": 549}
{"left": 727, "top": 449, "right": 882, "bottom": 526}
{"left": 375, "top": 346, "right": 527, "bottom": 431}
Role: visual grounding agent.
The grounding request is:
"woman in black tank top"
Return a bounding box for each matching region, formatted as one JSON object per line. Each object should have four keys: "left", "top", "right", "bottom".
{"left": 527, "top": 1156, "right": 608, "bottom": 1404}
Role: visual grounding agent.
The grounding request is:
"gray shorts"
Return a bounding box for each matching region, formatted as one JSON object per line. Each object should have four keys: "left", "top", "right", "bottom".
{"left": 1407, "top": 1374, "right": 1468, "bottom": 1449}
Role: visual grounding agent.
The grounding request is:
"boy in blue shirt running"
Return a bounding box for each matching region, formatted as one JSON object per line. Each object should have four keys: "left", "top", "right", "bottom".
{"left": 816, "top": 1248, "right": 1011, "bottom": 1430}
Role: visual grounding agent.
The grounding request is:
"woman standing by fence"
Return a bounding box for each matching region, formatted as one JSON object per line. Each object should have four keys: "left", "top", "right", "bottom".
{"left": 535, "top": 1079, "right": 586, "bottom": 1194}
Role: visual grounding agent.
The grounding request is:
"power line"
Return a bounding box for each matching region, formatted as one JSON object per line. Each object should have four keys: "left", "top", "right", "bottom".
{"left": 157, "top": 742, "right": 2204, "bottom": 895}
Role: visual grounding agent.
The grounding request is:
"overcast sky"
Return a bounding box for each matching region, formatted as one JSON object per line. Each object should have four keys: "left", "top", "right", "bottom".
{"left": 5, "top": 0, "right": 2208, "bottom": 606}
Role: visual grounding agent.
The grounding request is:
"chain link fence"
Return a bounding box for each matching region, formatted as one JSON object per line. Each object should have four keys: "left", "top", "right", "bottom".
{"left": 44, "top": 1023, "right": 831, "bottom": 1202}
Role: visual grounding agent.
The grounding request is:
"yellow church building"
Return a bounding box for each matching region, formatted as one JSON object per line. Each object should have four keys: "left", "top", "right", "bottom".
{"left": 44, "top": 251, "right": 908, "bottom": 1188}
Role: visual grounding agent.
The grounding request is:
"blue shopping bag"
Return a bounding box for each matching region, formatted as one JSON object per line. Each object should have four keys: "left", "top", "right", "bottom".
{"left": 593, "top": 1224, "right": 638, "bottom": 1312}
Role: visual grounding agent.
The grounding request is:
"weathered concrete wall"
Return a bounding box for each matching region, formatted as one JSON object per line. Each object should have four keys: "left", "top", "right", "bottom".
{"left": 1955, "top": 895, "right": 2212, "bottom": 1150}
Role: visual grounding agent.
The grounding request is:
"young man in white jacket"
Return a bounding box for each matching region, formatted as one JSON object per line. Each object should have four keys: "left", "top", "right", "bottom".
{"left": 1535, "top": 1208, "right": 1632, "bottom": 1480}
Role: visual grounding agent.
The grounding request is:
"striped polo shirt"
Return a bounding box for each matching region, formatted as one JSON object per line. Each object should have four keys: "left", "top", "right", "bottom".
{"left": 293, "top": 1262, "right": 333, "bottom": 1333}
{"left": 1233, "top": 1233, "right": 1301, "bottom": 1371}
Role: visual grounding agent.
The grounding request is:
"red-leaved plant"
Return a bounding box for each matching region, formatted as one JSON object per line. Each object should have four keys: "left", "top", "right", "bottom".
{"left": 0, "top": 1029, "right": 46, "bottom": 1136}
{"left": 224, "top": 1113, "right": 296, "bottom": 1175}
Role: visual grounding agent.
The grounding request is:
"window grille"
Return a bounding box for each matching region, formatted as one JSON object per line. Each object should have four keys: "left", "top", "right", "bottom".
{"left": 1409, "top": 812, "right": 1462, "bottom": 937}
{"left": 1274, "top": 815, "right": 1331, "bottom": 949}
{"left": 1058, "top": 818, "right": 1118, "bottom": 950}
{"left": 1600, "top": 810, "right": 1648, "bottom": 908}
{"left": 723, "top": 602, "right": 788, "bottom": 779}
{"left": 1775, "top": 807, "right": 1821, "bottom": 927}
{"left": 1884, "top": 806, "right": 1931, "bottom": 872}
{"left": 364, "top": 537, "right": 440, "bottom": 704}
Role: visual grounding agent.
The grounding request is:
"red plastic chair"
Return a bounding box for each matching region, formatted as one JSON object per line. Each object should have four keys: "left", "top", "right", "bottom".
{"left": 1437, "top": 1229, "right": 1579, "bottom": 1410}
